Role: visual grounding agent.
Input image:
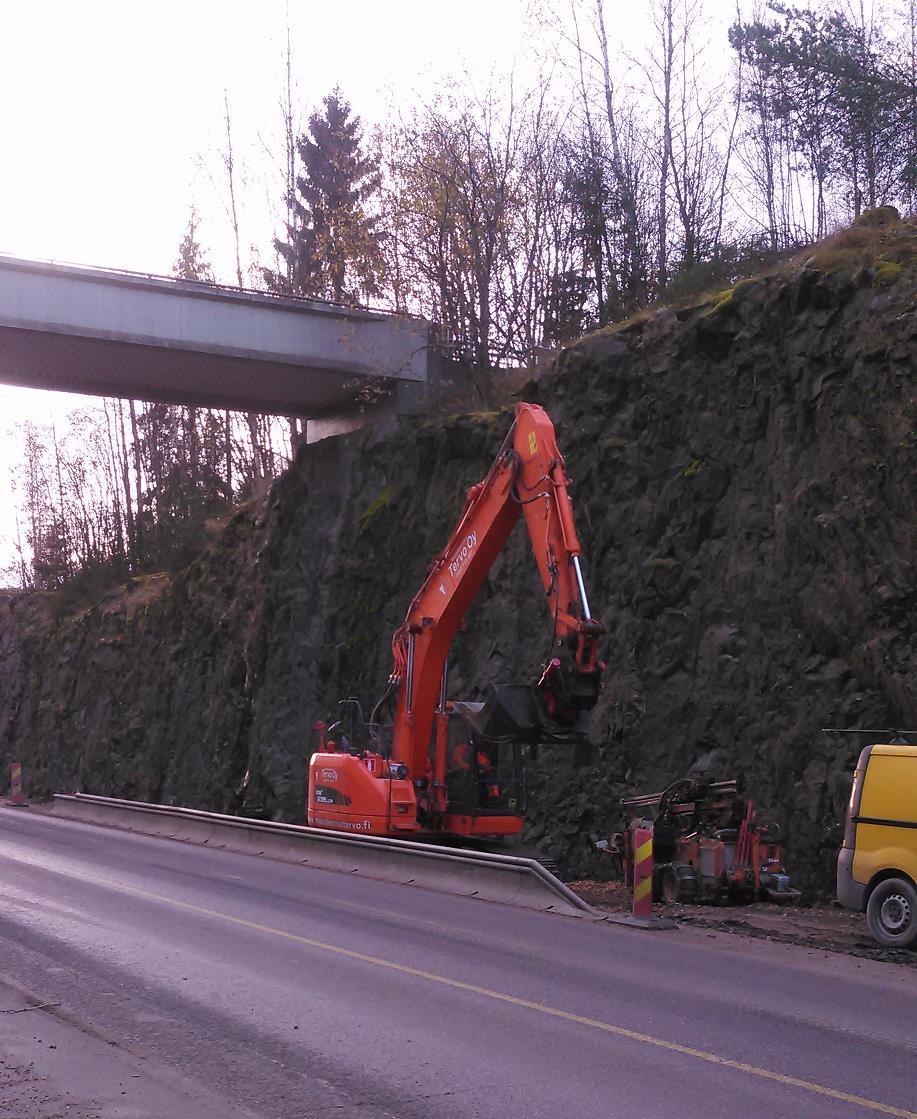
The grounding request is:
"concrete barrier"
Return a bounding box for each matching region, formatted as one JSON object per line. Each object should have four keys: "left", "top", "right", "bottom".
{"left": 51, "top": 794, "right": 595, "bottom": 919}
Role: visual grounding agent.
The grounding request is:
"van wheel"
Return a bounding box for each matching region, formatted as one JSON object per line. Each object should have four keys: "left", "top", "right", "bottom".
{"left": 866, "top": 878, "right": 917, "bottom": 949}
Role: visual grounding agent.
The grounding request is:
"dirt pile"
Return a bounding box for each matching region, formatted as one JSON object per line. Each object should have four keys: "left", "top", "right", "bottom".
{"left": 1, "top": 215, "right": 914, "bottom": 894}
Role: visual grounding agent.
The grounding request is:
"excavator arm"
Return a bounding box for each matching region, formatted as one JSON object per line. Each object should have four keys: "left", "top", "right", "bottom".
{"left": 387, "top": 402, "right": 605, "bottom": 780}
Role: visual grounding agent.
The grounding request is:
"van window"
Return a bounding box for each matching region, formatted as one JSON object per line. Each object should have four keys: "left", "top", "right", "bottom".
{"left": 859, "top": 752, "right": 917, "bottom": 824}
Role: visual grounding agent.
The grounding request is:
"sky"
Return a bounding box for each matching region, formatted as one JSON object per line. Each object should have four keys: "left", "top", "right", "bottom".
{"left": 0, "top": 1, "right": 539, "bottom": 275}
{"left": 0, "top": 0, "right": 739, "bottom": 574}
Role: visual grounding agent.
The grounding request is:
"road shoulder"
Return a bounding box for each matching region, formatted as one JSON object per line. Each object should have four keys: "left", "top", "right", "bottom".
{"left": 0, "top": 976, "right": 252, "bottom": 1119}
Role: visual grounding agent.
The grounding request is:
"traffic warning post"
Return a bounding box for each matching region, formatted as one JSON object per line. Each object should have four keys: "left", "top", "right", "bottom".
{"left": 9, "top": 762, "right": 27, "bottom": 806}
{"left": 632, "top": 826, "right": 653, "bottom": 920}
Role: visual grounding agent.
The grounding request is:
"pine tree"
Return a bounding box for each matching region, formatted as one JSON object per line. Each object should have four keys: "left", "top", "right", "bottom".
{"left": 275, "top": 90, "right": 383, "bottom": 305}
{"left": 731, "top": 9, "right": 907, "bottom": 228}
{"left": 172, "top": 210, "right": 215, "bottom": 282}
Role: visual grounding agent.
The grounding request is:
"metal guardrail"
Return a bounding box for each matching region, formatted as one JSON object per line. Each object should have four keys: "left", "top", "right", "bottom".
{"left": 0, "top": 251, "right": 420, "bottom": 321}
{"left": 51, "top": 794, "right": 595, "bottom": 919}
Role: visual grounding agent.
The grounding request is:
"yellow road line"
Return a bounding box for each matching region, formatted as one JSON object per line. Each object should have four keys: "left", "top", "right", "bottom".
{"left": 53, "top": 869, "right": 917, "bottom": 1119}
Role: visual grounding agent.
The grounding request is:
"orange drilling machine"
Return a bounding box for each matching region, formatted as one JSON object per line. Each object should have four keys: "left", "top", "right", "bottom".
{"left": 307, "top": 402, "right": 605, "bottom": 840}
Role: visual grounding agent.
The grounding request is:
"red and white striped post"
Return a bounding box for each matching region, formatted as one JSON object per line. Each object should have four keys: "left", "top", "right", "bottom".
{"left": 9, "top": 761, "right": 26, "bottom": 806}
{"left": 632, "top": 826, "right": 654, "bottom": 920}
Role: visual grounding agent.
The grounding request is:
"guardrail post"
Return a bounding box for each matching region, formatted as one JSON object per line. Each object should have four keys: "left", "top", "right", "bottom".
{"left": 633, "top": 825, "right": 653, "bottom": 920}
{"left": 9, "top": 762, "right": 27, "bottom": 806}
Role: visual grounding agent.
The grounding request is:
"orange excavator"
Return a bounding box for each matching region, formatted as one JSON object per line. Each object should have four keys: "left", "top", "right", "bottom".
{"left": 307, "top": 403, "right": 605, "bottom": 840}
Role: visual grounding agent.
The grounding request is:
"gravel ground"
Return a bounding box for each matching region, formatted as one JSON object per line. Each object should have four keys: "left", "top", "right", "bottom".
{"left": 0, "top": 980, "right": 232, "bottom": 1119}
{"left": 0, "top": 1058, "right": 96, "bottom": 1119}
{"left": 0, "top": 1022, "right": 100, "bottom": 1119}
{"left": 568, "top": 879, "right": 917, "bottom": 967}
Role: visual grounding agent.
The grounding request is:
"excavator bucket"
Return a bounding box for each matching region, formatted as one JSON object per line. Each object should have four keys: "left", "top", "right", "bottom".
{"left": 450, "top": 685, "right": 543, "bottom": 742}
{"left": 450, "top": 682, "right": 593, "bottom": 746}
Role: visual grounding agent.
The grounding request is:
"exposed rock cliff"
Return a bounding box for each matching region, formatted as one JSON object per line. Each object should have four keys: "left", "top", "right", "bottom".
{"left": 1, "top": 217, "right": 914, "bottom": 893}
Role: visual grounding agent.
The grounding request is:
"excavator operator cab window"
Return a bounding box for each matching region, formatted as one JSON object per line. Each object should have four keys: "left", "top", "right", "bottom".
{"left": 478, "top": 740, "right": 525, "bottom": 815}
{"left": 445, "top": 720, "right": 477, "bottom": 814}
{"left": 443, "top": 717, "right": 524, "bottom": 817}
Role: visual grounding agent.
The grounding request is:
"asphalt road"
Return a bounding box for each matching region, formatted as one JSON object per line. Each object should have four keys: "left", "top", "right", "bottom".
{"left": 0, "top": 809, "right": 914, "bottom": 1119}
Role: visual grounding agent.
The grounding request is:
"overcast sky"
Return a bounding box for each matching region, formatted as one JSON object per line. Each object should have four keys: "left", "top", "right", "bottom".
{"left": 0, "top": 0, "right": 739, "bottom": 574}
{"left": 0, "top": 1, "right": 542, "bottom": 274}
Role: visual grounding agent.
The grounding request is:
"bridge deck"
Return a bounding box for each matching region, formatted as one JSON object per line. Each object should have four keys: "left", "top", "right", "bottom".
{"left": 0, "top": 256, "right": 430, "bottom": 415}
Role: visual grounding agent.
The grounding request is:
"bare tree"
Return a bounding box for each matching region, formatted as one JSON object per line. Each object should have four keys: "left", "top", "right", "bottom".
{"left": 643, "top": 0, "right": 730, "bottom": 274}
{"left": 210, "top": 92, "right": 266, "bottom": 479}
{"left": 386, "top": 78, "right": 574, "bottom": 397}
{"left": 594, "top": 0, "right": 650, "bottom": 307}
{"left": 906, "top": 0, "right": 917, "bottom": 210}
{"left": 221, "top": 91, "right": 246, "bottom": 289}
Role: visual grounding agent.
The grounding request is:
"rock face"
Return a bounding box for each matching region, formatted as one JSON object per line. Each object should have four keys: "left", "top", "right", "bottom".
{"left": 1, "top": 229, "right": 914, "bottom": 895}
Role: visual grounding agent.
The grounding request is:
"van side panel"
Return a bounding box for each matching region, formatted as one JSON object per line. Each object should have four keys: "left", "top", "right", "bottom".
{"left": 851, "top": 753, "right": 917, "bottom": 893}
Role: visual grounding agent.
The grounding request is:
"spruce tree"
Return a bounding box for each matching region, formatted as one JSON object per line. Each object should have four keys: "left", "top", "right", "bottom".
{"left": 275, "top": 90, "right": 383, "bottom": 305}
{"left": 172, "top": 210, "right": 215, "bottom": 282}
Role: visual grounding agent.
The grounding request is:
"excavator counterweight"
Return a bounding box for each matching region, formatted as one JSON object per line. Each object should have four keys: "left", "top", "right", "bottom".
{"left": 307, "top": 403, "right": 605, "bottom": 839}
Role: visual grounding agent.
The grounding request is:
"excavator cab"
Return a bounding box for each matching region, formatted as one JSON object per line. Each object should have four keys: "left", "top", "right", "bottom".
{"left": 442, "top": 711, "right": 525, "bottom": 822}
{"left": 438, "top": 682, "right": 582, "bottom": 836}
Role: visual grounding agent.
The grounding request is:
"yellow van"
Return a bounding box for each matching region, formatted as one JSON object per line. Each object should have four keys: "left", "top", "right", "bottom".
{"left": 837, "top": 743, "right": 917, "bottom": 948}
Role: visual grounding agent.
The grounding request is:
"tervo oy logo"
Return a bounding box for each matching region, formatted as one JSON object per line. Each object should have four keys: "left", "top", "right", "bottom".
{"left": 448, "top": 532, "right": 477, "bottom": 580}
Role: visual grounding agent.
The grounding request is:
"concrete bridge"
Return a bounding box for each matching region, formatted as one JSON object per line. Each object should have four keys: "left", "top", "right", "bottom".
{"left": 0, "top": 255, "right": 433, "bottom": 417}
